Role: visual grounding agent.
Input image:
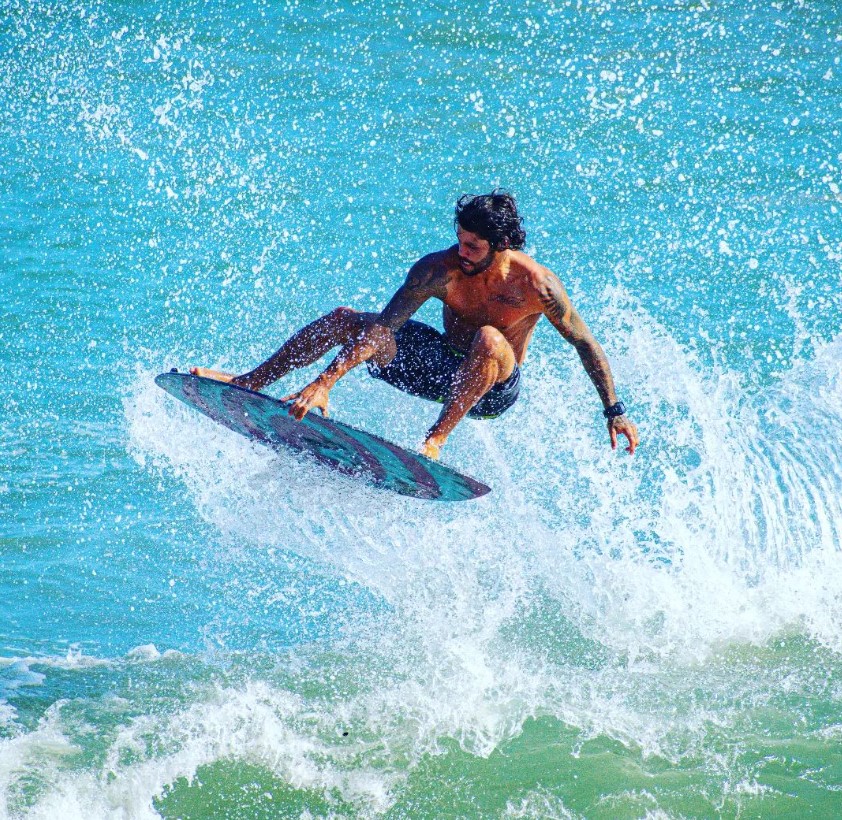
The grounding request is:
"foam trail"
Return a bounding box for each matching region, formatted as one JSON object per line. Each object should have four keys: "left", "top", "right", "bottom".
{"left": 20, "top": 683, "right": 395, "bottom": 819}
{"left": 126, "top": 303, "right": 842, "bottom": 666}
{"left": 104, "top": 308, "right": 842, "bottom": 814}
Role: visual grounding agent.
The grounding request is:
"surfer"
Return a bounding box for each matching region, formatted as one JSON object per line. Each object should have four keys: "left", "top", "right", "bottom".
{"left": 192, "top": 191, "right": 638, "bottom": 460}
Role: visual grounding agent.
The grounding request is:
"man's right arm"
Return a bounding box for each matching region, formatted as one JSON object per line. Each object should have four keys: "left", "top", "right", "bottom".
{"left": 276, "top": 253, "right": 452, "bottom": 420}
{"left": 191, "top": 254, "right": 451, "bottom": 415}
{"left": 375, "top": 253, "right": 451, "bottom": 330}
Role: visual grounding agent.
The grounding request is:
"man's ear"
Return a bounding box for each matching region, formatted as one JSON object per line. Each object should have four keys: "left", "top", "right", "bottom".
{"left": 497, "top": 238, "right": 510, "bottom": 250}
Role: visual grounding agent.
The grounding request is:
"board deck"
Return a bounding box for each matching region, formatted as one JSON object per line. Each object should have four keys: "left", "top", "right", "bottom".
{"left": 154, "top": 372, "right": 491, "bottom": 501}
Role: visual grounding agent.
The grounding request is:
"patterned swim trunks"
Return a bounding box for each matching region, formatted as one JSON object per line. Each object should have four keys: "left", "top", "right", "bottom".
{"left": 367, "top": 320, "right": 521, "bottom": 419}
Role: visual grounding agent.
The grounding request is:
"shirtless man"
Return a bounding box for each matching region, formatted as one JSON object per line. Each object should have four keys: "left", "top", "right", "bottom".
{"left": 192, "top": 191, "right": 639, "bottom": 460}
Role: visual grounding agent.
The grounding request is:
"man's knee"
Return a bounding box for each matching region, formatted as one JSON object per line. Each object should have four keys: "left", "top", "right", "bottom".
{"left": 327, "top": 305, "right": 357, "bottom": 326}
{"left": 365, "top": 322, "right": 397, "bottom": 367}
{"left": 327, "top": 306, "right": 380, "bottom": 339}
{"left": 470, "top": 326, "right": 515, "bottom": 376}
{"left": 471, "top": 325, "right": 508, "bottom": 357}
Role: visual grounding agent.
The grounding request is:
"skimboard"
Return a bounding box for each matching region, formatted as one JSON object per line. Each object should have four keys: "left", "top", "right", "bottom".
{"left": 155, "top": 371, "right": 491, "bottom": 501}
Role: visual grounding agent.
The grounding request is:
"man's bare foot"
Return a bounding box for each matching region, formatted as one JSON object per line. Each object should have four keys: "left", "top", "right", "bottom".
{"left": 420, "top": 435, "right": 446, "bottom": 461}
{"left": 189, "top": 367, "right": 236, "bottom": 383}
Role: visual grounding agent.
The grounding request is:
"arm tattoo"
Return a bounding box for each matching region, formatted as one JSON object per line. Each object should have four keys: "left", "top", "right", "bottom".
{"left": 540, "top": 275, "right": 618, "bottom": 406}
{"left": 538, "top": 276, "right": 574, "bottom": 337}
{"left": 405, "top": 258, "right": 451, "bottom": 294}
{"left": 377, "top": 256, "right": 451, "bottom": 330}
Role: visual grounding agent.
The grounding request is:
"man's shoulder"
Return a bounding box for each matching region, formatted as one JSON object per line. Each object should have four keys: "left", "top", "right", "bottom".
{"left": 405, "top": 247, "right": 457, "bottom": 292}
{"left": 509, "top": 251, "right": 560, "bottom": 291}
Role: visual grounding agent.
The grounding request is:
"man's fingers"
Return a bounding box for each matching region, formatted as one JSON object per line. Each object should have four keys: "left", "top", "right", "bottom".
{"left": 281, "top": 394, "right": 305, "bottom": 419}
{"left": 280, "top": 385, "right": 329, "bottom": 421}
{"left": 609, "top": 417, "right": 640, "bottom": 455}
{"left": 283, "top": 396, "right": 323, "bottom": 421}
{"left": 622, "top": 423, "right": 639, "bottom": 455}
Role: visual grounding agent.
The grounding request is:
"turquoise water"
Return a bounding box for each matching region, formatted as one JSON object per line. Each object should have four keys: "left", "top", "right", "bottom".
{"left": 3, "top": 0, "right": 842, "bottom": 816}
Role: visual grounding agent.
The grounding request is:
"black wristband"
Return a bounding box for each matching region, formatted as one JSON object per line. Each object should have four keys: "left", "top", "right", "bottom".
{"left": 603, "top": 401, "right": 626, "bottom": 419}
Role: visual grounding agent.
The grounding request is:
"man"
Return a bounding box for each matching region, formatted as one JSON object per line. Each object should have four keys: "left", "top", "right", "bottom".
{"left": 192, "top": 191, "right": 639, "bottom": 460}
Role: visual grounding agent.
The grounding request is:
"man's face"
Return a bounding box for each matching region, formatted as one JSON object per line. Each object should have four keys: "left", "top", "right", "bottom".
{"left": 456, "top": 226, "right": 496, "bottom": 276}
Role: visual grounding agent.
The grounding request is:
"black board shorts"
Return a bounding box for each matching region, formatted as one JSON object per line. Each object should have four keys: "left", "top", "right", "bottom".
{"left": 366, "top": 320, "right": 521, "bottom": 419}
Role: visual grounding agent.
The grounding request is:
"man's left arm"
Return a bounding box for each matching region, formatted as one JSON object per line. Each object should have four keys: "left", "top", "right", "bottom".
{"left": 538, "top": 273, "right": 639, "bottom": 454}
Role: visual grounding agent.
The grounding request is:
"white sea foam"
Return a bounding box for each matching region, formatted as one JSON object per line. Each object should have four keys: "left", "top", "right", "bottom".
{"left": 11, "top": 681, "right": 395, "bottom": 819}
{"left": 0, "top": 650, "right": 110, "bottom": 674}
{"left": 124, "top": 303, "right": 842, "bottom": 660}
{"left": 504, "top": 788, "right": 580, "bottom": 819}
{"left": 0, "top": 703, "right": 18, "bottom": 729}
{"left": 0, "top": 704, "right": 80, "bottom": 818}
{"left": 124, "top": 644, "right": 183, "bottom": 662}
{"left": 108, "top": 301, "right": 842, "bottom": 812}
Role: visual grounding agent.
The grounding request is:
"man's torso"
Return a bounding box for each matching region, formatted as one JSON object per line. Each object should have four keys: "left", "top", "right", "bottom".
{"left": 436, "top": 246, "right": 546, "bottom": 364}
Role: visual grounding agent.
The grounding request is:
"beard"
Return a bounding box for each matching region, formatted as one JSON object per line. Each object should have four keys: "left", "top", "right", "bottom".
{"left": 458, "top": 248, "right": 496, "bottom": 276}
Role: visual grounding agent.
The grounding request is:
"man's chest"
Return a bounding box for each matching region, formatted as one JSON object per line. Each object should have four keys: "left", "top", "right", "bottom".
{"left": 445, "top": 279, "right": 536, "bottom": 328}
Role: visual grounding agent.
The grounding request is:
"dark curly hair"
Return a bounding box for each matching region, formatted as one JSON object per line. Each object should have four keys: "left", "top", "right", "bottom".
{"left": 454, "top": 190, "right": 526, "bottom": 251}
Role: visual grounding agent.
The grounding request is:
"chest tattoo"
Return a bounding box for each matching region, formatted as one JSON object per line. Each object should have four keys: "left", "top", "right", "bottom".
{"left": 492, "top": 291, "right": 526, "bottom": 307}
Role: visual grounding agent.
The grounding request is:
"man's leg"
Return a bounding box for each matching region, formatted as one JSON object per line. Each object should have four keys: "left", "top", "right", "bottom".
{"left": 192, "top": 307, "right": 391, "bottom": 391}
{"left": 421, "top": 326, "right": 516, "bottom": 459}
{"left": 282, "top": 314, "right": 397, "bottom": 420}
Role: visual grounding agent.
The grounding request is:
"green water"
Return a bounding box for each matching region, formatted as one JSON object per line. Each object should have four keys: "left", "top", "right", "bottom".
{"left": 3, "top": 0, "right": 842, "bottom": 815}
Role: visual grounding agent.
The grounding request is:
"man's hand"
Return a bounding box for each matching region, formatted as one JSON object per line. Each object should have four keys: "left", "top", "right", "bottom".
{"left": 282, "top": 377, "right": 331, "bottom": 421}
{"left": 608, "top": 415, "right": 639, "bottom": 455}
